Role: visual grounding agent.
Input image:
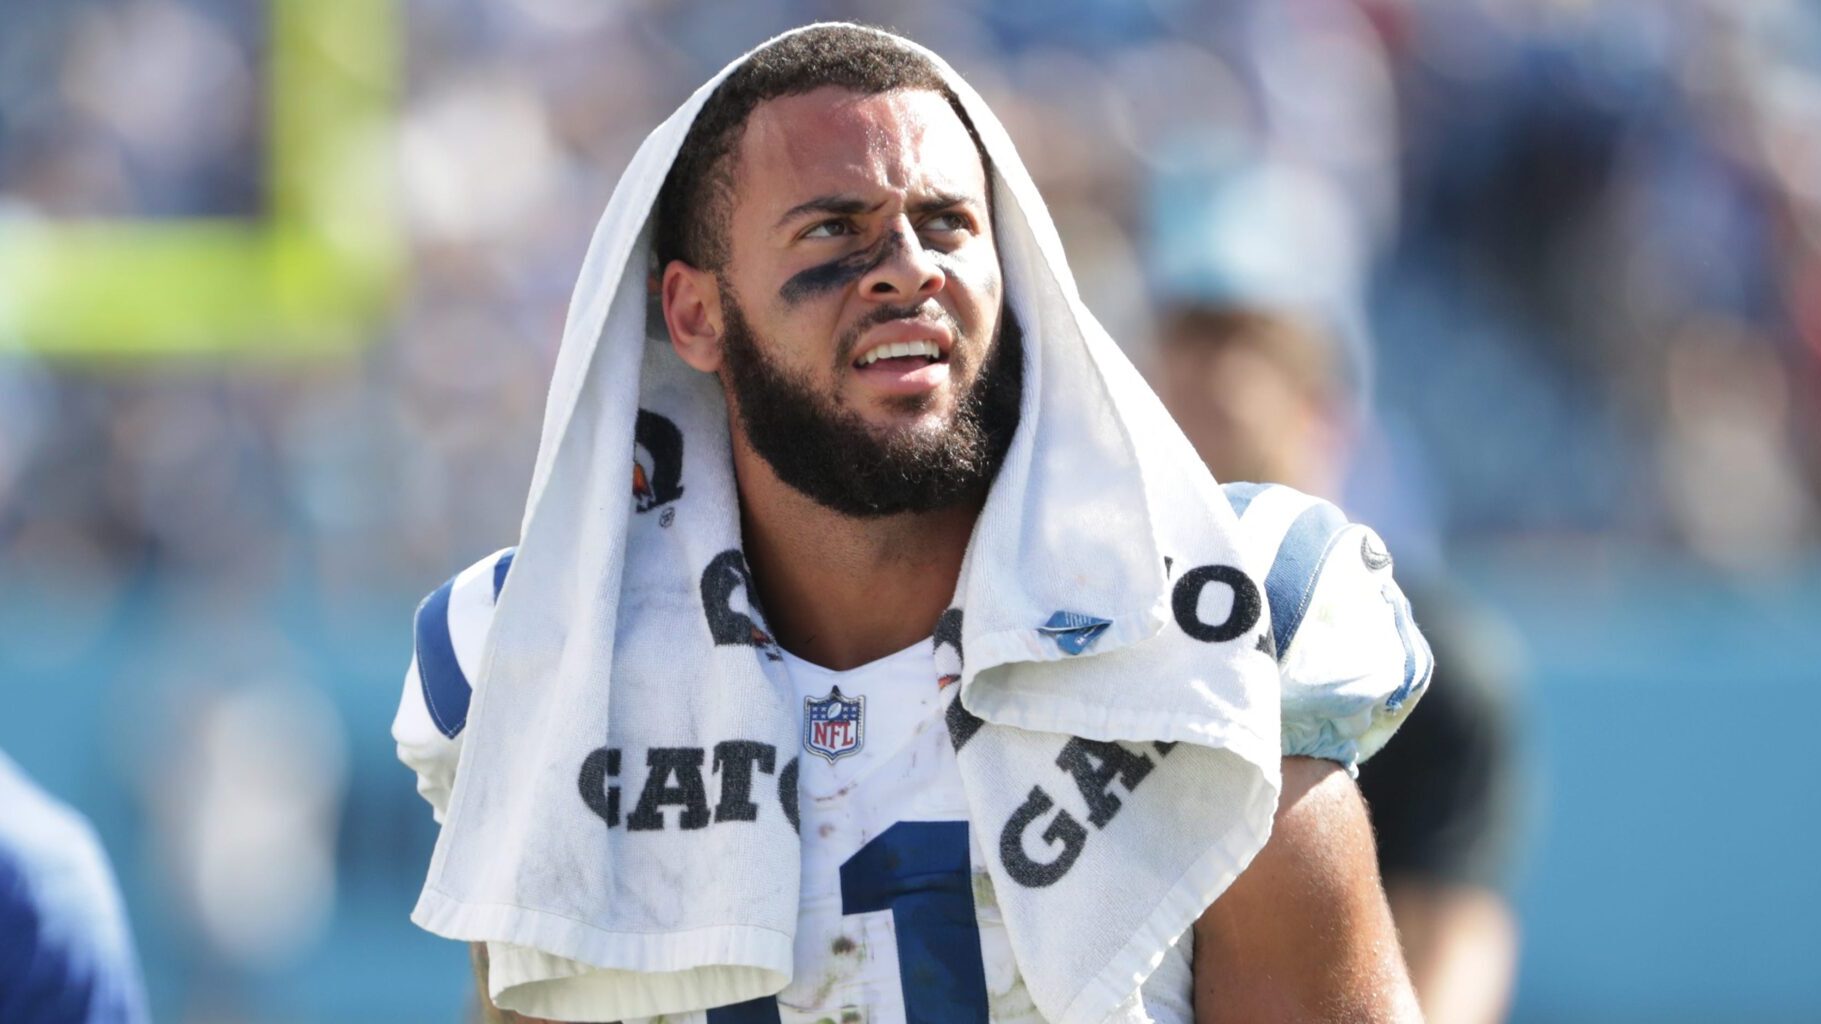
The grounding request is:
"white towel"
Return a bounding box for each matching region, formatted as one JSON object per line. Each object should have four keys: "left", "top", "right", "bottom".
{"left": 412, "top": 23, "right": 1288, "bottom": 1024}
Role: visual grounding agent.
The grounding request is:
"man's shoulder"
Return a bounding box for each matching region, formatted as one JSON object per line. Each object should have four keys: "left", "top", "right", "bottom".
{"left": 1218, "top": 481, "right": 1362, "bottom": 650}
{"left": 407, "top": 547, "right": 517, "bottom": 743}
{"left": 1220, "top": 481, "right": 1345, "bottom": 547}
{"left": 1218, "top": 482, "right": 1432, "bottom": 771}
{"left": 395, "top": 547, "right": 516, "bottom": 823}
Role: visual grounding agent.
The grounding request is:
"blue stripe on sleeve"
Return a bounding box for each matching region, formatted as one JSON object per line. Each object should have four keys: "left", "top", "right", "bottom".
{"left": 1382, "top": 586, "right": 1432, "bottom": 711}
{"left": 414, "top": 577, "right": 470, "bottom": 740}
{"left": 1264, "top": 501, "right": 1350, "bottom": 658}
{"left": 1384, "top": 587, "right": 1417, "bottom": 709}
{"left": 1221, "top": 481, "right": 1271, "bottom": 518}
{"left": 492, "top": 548, "right": 516, "bottom": 600}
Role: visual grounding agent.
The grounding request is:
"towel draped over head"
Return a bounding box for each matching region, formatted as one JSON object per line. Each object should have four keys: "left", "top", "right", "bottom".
{"left": 411, "top": 23, "right": 1290, "bottom": 1024}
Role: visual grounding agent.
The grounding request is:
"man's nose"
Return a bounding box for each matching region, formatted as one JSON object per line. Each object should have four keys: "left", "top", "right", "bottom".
{"left": 859, "top": 220, "right": 945, "bottom": 302}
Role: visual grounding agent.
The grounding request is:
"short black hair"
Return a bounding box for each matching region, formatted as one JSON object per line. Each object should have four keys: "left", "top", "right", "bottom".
{"left": 654, "top": 24, "right": 988, "bottom": 271}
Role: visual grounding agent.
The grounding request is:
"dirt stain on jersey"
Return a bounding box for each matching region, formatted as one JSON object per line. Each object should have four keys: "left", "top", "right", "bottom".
{"left": 782, "top": 962, "right": 846, "bottom": 1014}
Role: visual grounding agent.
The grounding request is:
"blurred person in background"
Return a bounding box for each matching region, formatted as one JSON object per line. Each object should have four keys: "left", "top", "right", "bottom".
{"left": 1150, "top": 156, "right": 1526, "bottom": 1024}
{"left": 0, "top": 749, "right": 150, "bottom": 1024}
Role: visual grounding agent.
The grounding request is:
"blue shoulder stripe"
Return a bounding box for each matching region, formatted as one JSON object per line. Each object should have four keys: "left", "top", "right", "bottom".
{"left": 1222, "top": 481, "right": 1271, "bottom": 518}
{"left": 1382, "top": 586, "right": 1432, "bottom": 711}
{"left": 492, "top": 549, "right": 516, "bottom": 600}
{"left": 414, "top": 576, "right": 470, "bottom": 740}
{"left": 1265, "top": 500, "right": 1350, "bottom": 658}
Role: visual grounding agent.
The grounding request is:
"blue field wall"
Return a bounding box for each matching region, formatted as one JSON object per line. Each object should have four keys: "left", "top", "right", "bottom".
{"left": 1465, "top": 554, "right": 1821, "bottom": 1024}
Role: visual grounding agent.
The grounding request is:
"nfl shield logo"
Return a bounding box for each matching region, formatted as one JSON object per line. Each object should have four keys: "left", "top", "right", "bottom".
{"left": 804, "top": 686, "right": 865, "bottom": 763}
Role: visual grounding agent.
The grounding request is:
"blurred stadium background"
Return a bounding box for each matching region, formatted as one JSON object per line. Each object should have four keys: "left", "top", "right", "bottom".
{"left": 2, "top": 0, "right": 1818, "bottom": 1021}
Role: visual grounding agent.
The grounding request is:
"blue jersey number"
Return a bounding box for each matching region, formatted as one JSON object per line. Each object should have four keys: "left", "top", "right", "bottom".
{"left": 708, "top": 820, "right": 989, "bottom": 1023}
{"left": 708, "top": 996, "right": 783, "bottom": 1023}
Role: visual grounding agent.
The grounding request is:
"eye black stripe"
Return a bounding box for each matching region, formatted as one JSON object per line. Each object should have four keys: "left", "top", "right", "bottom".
{"left": 778, "top": 231, "right": 906, "bottom": 306}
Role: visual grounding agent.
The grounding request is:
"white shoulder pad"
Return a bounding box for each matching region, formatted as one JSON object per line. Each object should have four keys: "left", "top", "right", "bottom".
{"left": 1223, "top": 483, "right": 1432, "bottom": 774}
{"left": 392, "top": 547, "right": 515, "bottom": 821}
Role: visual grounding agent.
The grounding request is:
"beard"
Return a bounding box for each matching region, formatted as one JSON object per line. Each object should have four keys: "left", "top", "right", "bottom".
{"left": 717, "top": 288, "right": 1024, "bottom": 519}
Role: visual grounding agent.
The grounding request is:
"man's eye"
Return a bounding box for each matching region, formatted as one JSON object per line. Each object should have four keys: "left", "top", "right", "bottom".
{"left": 921, "top": 212, "right": 970, "bottom": 234}
{"left": 802, "top": 219, "right": 853, "bottom": 239}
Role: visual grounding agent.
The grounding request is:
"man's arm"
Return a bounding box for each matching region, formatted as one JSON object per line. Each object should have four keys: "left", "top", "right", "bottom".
{"left": 1192, "top": 756, "right": 1423, "bottom": 1024}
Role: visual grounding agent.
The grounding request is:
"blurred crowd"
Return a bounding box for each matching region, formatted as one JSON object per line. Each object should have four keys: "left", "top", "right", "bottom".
{"left": 1, "top": 0, "right": 1819, "bottom": 1020}
{"left": 2, "top": 0, "right": 1818, "bottom": 594}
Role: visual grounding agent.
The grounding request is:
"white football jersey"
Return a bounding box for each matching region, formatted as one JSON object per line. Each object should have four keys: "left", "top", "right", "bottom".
{"left": 393, "top": 483, "right": 1430, "bottom": 1023}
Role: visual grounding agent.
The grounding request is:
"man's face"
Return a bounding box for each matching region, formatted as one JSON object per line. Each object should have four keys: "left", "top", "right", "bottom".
{"left": 708, "top": 86, "right": 1016, "bottom": 516}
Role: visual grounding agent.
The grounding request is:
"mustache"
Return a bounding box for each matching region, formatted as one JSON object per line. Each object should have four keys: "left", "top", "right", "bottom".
{"left": 833, "top": 302, "right": 962, "bottom": 368}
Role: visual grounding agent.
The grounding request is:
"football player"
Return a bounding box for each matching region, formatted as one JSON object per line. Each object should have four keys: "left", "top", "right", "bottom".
{"left": 398, "top": 25, "right": 1428, "bottom": 1024}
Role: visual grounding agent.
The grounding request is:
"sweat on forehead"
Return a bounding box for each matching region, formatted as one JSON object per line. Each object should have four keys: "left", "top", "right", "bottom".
{"left": 653, "top": 24, "right": 990, "bottom": 272}
{"left": 740, "top": 88, "right": 987, "bottom": 214}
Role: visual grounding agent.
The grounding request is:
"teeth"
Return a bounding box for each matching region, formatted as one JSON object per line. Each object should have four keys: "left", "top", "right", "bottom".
{"left": 858, "top": 339, "right": 941, "bottom": 367}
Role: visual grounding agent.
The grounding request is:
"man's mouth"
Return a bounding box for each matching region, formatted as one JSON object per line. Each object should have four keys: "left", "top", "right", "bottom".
{"left": 849, "top": 317, "right": 954, "bottom": 376}
{"left": 855, "top": 338, "right": 944, "bottom": 369}
{"left": 840, "top": 313, "right": 957, "bottom": 397}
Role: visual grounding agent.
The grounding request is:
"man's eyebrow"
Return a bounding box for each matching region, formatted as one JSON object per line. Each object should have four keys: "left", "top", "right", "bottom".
{"left": 773, "top": 191, "right": 981, "bottom": 230}
{"left": 907, "top": 191, "right": 976, "bottom": 215}
{"left": 773, "top": 195, "right": 879, "bottom": 230}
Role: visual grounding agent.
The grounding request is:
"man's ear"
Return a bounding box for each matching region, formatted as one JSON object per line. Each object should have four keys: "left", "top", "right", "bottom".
{"left": 662, "top": 260, "right": 725, "bottom": 373}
